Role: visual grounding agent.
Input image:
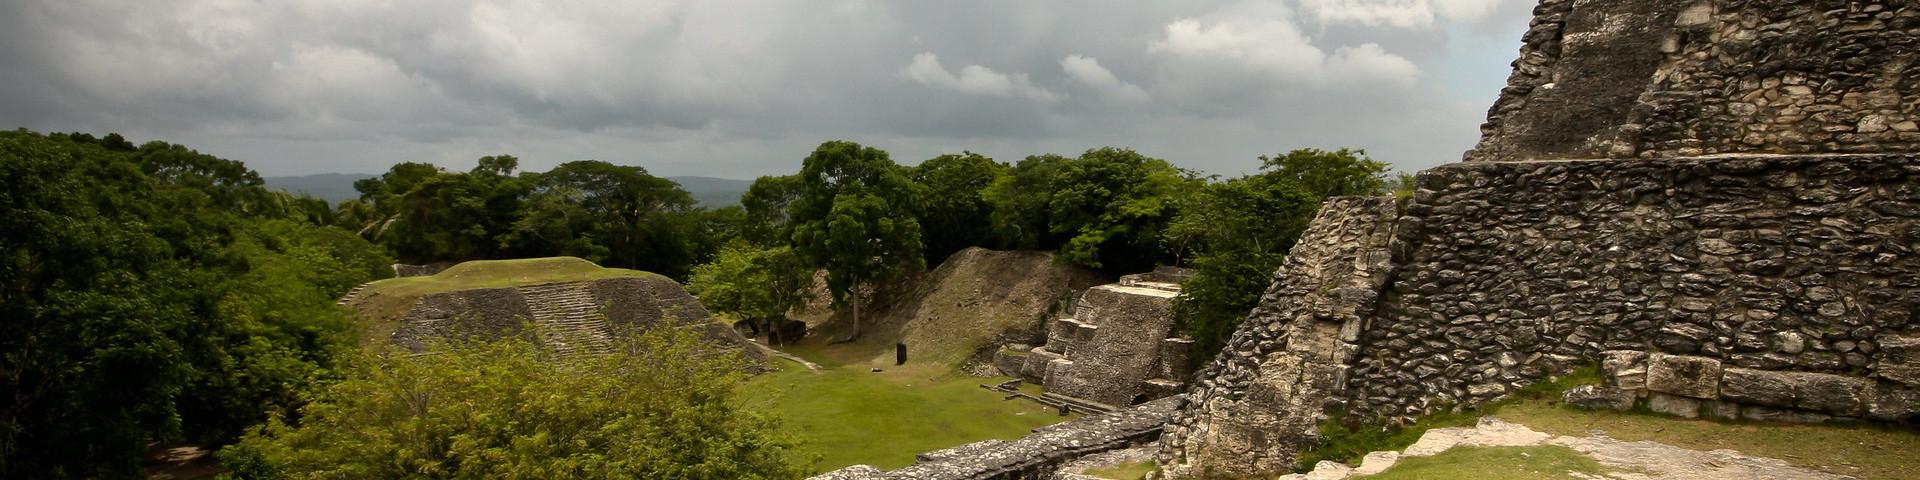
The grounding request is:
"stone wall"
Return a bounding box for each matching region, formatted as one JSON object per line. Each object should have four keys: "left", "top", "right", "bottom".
{"left": 1158, "top": 154, "right": 1920, "bottom": 477}
{"left": 809, "top": 396, "right": 1181, "bottom": 480}
{"left": 1468, "top": 0, "right": 1920, "bottom": 162}
{"left": 1348, "top": 154, "right": 1920, "bottom": 423}
{"left": 1156, "top": 197, "right": 1400, "bottom": 479}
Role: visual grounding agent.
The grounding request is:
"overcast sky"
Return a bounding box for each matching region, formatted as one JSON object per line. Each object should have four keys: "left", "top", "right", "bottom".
{"left": 0, "top": 0, "right": 1535, "bottom": 178}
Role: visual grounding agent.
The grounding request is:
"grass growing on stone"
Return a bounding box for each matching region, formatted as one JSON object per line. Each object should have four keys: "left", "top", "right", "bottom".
{"left": 742, "top": 350, "right": 1074, "bottom": 473}
{"left": 1083, "top": 460, "right": 1157, "bottom": 479}
{"left": 1363, "top": 445, "right": 1607, "bottom": 480}
{"left": 1496, "top": 400, "right": 1920, "bottom": 480}
{"left": 347, "top": 257, "right": 659, "bottom": 333}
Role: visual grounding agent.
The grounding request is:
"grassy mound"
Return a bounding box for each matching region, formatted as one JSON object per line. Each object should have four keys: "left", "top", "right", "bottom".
{"left": 793, "top": 247, "right": 1108, "bottom": 368}
{"left": 343, "top": 257, "right": 662, "bottom": 336}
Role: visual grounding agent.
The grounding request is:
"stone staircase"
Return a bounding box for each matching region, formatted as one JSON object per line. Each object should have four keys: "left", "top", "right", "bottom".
{"left": 516, "top": 282, "right": 614, "bottom": 356}
{"left": 335, "top": 282, "right": 373, "bottom": 306}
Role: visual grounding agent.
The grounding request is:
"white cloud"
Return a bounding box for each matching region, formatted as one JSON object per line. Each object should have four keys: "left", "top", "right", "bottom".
{"left": 1298, "top": 0, "right": 1507, "bottom": 29}
{"left": 902, "top": 52, "right": 1061, "bottom": 102}
{"left": 1060, "top": 55, "right": 1150, "bottom": 102}
{"left": 1148, "top": 15, "right": 1420, "bottom": 89}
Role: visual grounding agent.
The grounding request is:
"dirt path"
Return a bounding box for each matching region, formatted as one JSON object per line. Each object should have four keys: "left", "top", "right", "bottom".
{"left": 753, "top": 341, "right": 824, "bottom": 371}
{"left": 1288, "top": 417, "right": 1853, "bottom": 480}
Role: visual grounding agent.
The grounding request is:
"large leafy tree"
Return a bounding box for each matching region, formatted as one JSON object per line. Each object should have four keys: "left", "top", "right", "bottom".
{"left": 219, "top": 329, "right": 806, "bottom": 479}
{"left": 909, "top": 152, "right": 1007, "bottom": 265}
{"left": 1045, "top": 148, "right": 1198, "bottom": 273}
{"left": 981, "top": 154, "right": 1071, "bottom": 250}
{"left": 1168, "top": 148, "right": 1388, "bottom": 362}
{"left": 787, "top": 141, "right": 924, "bottom": 341}
{"left": 0, "top": 131, "right": 390, "bottom": 478}
{"left": 533, "top": 160, "right": 699, "bottom": 277}
{"left": 738, "top": 174, "right": 804, "bottom": 246}
{"left": 688, "top": 242, "right": 814, "bottom": 344}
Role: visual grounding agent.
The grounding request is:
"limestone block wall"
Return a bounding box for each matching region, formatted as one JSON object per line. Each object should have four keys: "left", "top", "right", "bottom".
{"left": 1156, "top": 197, "right": 1400, "bottom": 479}
{"left": 1347, "top": 154, "right": 1920, "bottom": 423}
{"left": 1158, "top": 154, "right": 1920, "bottom": 478}
{"left": 1468, "top": 0, "right": 1920, "bottom": 162}
{"left": 1566, "top": 350, "right": 1920, "bottom": 423}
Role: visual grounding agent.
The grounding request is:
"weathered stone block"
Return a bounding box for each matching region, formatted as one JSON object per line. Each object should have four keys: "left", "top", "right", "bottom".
{"left": 1740, "top": 405, "right": 1831, "bottom": 424}
{"left": 1703, "top": 401, "right": 1742, "bottom": 421}
{"left": 1601, "top": 350, "right": 1649, "bottom": 391}
{"left": 1876, "top": 334, "right": 1920, "bottom": 387}
{"left": 1648, "top": 393, "right": 1702, "bottom": 418}
{"left": 1719, "top": 367, "right": 1796, "bottom": 408}
{"left": 1863, "top": 381, "right": 1920, "bottom": 422}
{"left": 994, "top": 348, "right": 1028, "bottom": 378}
{"left": 1646, "top": 354, "right": 1722, "bottom": 399}
{"left": 1562, "top": 385, "right": 1636, "bottom": 411}
{"left": 1792, "top": 373, "right": 1868, "bottom": 415}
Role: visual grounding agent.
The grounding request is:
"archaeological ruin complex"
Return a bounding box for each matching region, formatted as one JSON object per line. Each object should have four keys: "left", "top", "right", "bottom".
{"left": 816, "top": 1, "right": 1920, "bottom": 478}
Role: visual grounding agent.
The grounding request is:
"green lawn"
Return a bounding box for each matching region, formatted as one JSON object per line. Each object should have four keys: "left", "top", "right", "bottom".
{"left": 1364, "top": 446, "right": 1606, "bottom": 480}
{"left": 743, "top": 352, "right": 1072, "bottom": 473}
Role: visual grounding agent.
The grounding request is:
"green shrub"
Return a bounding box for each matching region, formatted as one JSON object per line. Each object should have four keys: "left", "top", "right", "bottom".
{"left": 220, "top": 328, "right": 806, "bottom": 479}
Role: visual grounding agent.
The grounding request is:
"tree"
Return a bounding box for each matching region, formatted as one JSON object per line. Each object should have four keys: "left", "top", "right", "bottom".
{"left": 0, "top": 131, "right": 391, "bottom": 478}
{"left": 910, "top": 152, "right": 1007, "bottom": 265}
{"left": 219, "top": 329, "right": 806, "bottom": 479}
{"left": 738, "top": 175, "right": 804, "bottom": 246}
{"left": 688, "top": 242, "right": 813, "bottom": 344}
{"left": 536, "top": 160, "right": 698, "bottom": 276}
{"left": 1167, "top": 148, "right": 1388, "bottom": 362}
{"left": 1045, "top": 148, "right": 1198, "bottom": 273}
{"left": 982, "top": 154, "right": 1071, "bottom": 250}
{"left": 787, "top": 141, "right": 924, "bottom": 341}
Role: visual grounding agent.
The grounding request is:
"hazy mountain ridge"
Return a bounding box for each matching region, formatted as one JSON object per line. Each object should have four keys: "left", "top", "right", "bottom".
{"left": 265, "top": 173, "right": 751, "bottom": 207}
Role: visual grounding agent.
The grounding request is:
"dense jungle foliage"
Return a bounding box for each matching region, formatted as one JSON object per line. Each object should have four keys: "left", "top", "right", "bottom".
{"left": 1, "top": 129, "right": 1384, "bottom": 477}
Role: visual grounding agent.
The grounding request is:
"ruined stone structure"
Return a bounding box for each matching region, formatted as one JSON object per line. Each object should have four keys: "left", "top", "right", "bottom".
{"left": 1157, "top": 1, "right": 1920, "bottom": 477}
{"left": 998, "top": 268, "right": 1197, "bottom": 408}
{"left": 390, "top": 277, "right": 763, "bottom": 364}
{"left": 1469, "top": 0, "right": 1920, "bottom": 162}
{"left": 806, "top": 2, "right": 1920, "bottom": 478}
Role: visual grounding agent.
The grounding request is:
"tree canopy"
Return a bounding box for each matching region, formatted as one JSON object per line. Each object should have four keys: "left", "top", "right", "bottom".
{"left": 0, "top": 130, "right": 391, "bottom": 478}
{"left": 786, "top": 141, "right": 925, "bottom": 340}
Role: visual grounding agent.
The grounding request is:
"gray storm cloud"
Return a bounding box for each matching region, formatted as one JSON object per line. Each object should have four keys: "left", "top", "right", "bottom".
{"left": 0, "top": 0, "right": 1533, "bottom": 178}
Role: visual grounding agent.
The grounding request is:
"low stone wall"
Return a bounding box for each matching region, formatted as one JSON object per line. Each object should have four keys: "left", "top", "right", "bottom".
{"left": 391, "top": 262, "right": 455, "bottom": 277}
{"left": 809, "top": 396, "right": 1181, "bottom": 480}
{"left": 1566, "top": 350, "right": 1920, "bottom": 422}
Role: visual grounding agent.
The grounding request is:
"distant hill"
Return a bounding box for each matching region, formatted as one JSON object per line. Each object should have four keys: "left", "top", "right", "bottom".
{"left": 264, "top": 173, "right": 375, "bottom": 203}
{"left": 667, "top": 176, "right": 752, "bottom": 208}
{"left": 264, "top": 173, "right": 752, "bottom": 208}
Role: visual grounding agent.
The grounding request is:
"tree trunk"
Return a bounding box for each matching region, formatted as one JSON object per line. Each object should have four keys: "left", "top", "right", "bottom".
{"left": 849, "top": 284, "right": 862, "bottom": 342}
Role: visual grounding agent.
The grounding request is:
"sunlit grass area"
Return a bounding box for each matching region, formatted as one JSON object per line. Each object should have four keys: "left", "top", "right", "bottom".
{"left": 346, "top": 257, "right": 659, "bottom": 333}
{"left": 1364, "top": 445, "right": 1606, "bottom": 480}
{"left": 743, "top": 348, "right": 1073, "bottom": 473}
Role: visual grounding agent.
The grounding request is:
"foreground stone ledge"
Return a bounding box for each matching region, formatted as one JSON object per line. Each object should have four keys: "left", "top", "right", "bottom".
{"left": 807, "top": 396, "right": 1181, "bottom": 480}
